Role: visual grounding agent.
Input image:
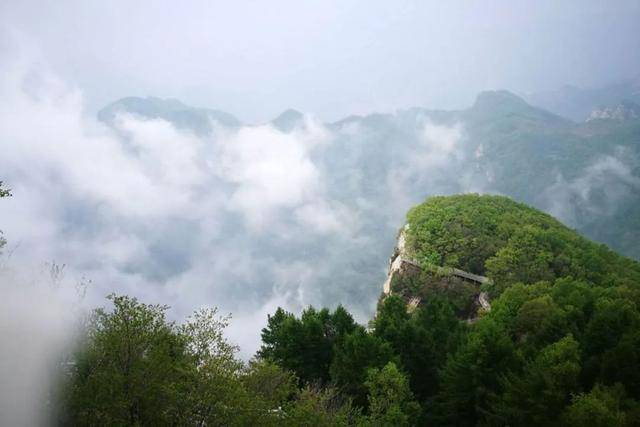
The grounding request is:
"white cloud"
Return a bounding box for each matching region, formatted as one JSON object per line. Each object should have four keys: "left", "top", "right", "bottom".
{"left": 213, "top": 124, "right": 324, "bottom": 229}
{"left": 0, "top": 40, "right": 509, "bottom": 423}
{"left": 539, "top": 151, "right": 640, "bottom": 226}
{"left": 0, "top": 45, "right": 360, "bottom": 371}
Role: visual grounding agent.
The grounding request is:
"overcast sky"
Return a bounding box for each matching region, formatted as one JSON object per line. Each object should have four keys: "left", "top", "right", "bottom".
{"left": 2, "top": 0, "right": 639, "bottom": 121}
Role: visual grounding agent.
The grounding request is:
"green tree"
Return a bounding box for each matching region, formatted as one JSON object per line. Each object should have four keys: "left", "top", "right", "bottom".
{"left": 562, "top": 384, "right": 631, "bottom": 427}
{"left": 493, "top": 335, "right": 582, "bottom": 426}
{"left": 258, "top": 305, "right": 357, "bottom": 385}
{"left": 373, "top": 295, "right": 462, "bottom": 404}
{"left": 179, "top": 307, "right": 252, "bottom": 426}
{"left": 0, "top": 181, "right": 10, "bottom": 198}
{"left": 359, "top": 362, "right": 420, "bottom": 427}
{"left": 242, "top": 359, "right": 298, "bottom": 410}
{"left": 583, "top": 298, "right": 640, "bottom": 391}
{"left": 282, "top": 386, "right": 359, "bottom": 427}
{"left": 330, "top": 326, "right": 395, "bottom": 407}
{"left": 63, "top": 294, "right": 193, "bottom": 425}
{"left": 61, "top": 295, "right": 258, "bottom": 426}
{"left": 431, "top": 319, "right": 517, "bottom": 426}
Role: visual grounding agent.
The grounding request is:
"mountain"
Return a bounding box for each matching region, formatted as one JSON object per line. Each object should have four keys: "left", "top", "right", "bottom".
{"left": 97, "top": 91, "right": 640, "bottom": 263}
{"left": 92, "top": 90, "right": 640, "bottom": 316}
{"left": 386, "top": 194, "right": 640, "bottom": 302}
{"left": 252, "top": 194, "right": 640, "bottom": 426}
{"left": 322, "top": 90, "right": 640, "bottom": 261}
{"left": 97, "top": 96, "right": 241, "bottom": 135}
{"left": 524, "top": 77, "right": 640, "bottom": 121}
{"left": 271, "top": 109, "right": 305, "bottom": 132}
{"left": 469, "top": 89, "right": 570, "bottom": 126}
{"left": 374, "top": 195, "right": 640, "bottom": 425}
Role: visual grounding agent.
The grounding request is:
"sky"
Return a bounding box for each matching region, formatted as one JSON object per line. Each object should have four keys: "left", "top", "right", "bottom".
{"left": 1, "top": 0, "right": 639, "bottom": 122}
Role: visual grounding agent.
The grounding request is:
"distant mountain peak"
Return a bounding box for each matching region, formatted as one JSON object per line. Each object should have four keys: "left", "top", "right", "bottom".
{"left": 271, "top": 109, "right": 305, "bottom": 132}
{"left": 472, "top": 90, "right": 530, "bottom": 110}
{"left": 467, "top": 90, "right": 569, "bottom": 127}
{"left": 97, "top": 96, "right": 241, "bottom": 134}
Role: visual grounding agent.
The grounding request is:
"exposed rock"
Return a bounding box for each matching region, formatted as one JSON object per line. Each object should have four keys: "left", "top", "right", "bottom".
{"left": 382, "top": 225, "right": 492, "bottom": 321}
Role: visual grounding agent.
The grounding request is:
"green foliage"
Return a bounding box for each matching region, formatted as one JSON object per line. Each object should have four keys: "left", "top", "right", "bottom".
{"left": 374, "top": 295, "right": 463, "bottom": 403}
{"left": 431, "top": 319, "right": 518, "bottom": 426}
{"left": 493, "top": 335, "right": 582, "bottom": 426}
{"left": 258, "top": 305, "right": 357, "bottom": 385}
{"left": 0, "top": 181, "right": 10, "bottom": 198}
{"left": 61, "top": 294, "right": 194, "bottom": 425}
{"left": 359, "top": 362, "right": 420, "bottom": 427}
{"left": 561, "top": 384, "right": 637, "bottom": 427}
{"left": 405, "top": 194, "right": 640, "bottom": 296}
{"left": 60, "top": 295, "right": 309, "bottom": 426}
{"left": 282, "top": 386, "right": 359, "bottom": 427}
{"left": 242, "top": 360, "right": 298, "bottom": 409}
{"left": 330, "top": 326, "right": 395, "bottom": 407}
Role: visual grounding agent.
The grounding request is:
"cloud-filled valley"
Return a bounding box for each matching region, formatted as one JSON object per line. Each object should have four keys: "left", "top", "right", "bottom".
{"left": 4, "top": 44, "right": 640, "bottom": 364}
{"left": 0, "top": 51, "right": 461, "bottom": 358}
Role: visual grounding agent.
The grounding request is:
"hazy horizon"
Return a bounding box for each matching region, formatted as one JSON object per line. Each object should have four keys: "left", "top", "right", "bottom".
{"left": 2, "top": 0, "right": 639, "bottom": 122}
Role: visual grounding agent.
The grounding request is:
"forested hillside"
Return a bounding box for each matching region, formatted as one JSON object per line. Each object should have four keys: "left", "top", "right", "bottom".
{"left": 58, "top": 195, "right": 640, "bottom": 426}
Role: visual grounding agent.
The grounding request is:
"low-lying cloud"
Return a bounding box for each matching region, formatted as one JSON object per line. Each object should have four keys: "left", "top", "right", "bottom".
{"left": 1, "top": 45, "right": 475, "bottom": 377}
{"left": 539, "top": 149, "right": 640, "bottom": 227}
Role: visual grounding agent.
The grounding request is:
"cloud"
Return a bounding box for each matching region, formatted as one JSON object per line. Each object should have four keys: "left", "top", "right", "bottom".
{"left": 212, "top": 122, "right": 339, "bottom": 231}
{"left": 0, "top": 39, "right": 497, "bottom": 423}
{"left": 538, "top": 149, "right": 640, "bottom": 227}
{"left": 0, "top": 265, "right": 83, "bottom": 426}
{"left": 0, "top": 43, "right": 362, "bottom": 362}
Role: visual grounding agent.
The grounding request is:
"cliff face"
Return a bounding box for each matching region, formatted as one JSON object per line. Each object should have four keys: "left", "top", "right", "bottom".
{"left": 382, "top": 225, "right": 491, "bottom": 321}
{"left": 382, "top": 225, "right": 417, "bottom": 294}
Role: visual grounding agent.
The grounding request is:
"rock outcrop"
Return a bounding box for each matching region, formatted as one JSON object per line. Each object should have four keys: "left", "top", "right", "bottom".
{"left": 382, "top": 225, "right": 491, "bottom": 321}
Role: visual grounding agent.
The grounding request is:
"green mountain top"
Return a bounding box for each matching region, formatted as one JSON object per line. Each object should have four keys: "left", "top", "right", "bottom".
{"left": 404, "top": 194, "right": 640, "bottom": 296}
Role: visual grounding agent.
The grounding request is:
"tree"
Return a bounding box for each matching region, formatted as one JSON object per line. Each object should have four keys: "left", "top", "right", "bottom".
{"left": 0, "top": 181, "right": 10, "bottom": 198}
{"left": 562, "top": 384, "right": 631, "bottom": 427}
{"left": 431, "top": 319, "right": 517, "bottom": 426}
{"left": 242, "top": 359, "right": 298, "bottom": 410}
{"left": 359, "top": 362, "right": 420, "bottom": 427}
{"left": 372, "top": 295, "right": 462, "bottom": 404}
{"left": 282, "top": 385, "right": 359, "bottom": 427}
{"left": 62, "top": 294, "right": 193, "bottom": 425}
{"left": 61, "top": 295, "right": 256, "bottom": 426}
{"left": 258, "top": 306, "right": 357, "bottom": 385}
{"left": 179, "top": 307, "right": 250, "bottom": 426}
{"left": 372, "top": 295, "right": 411, "bottom": 351}
{"left": 330, "top": 326, "right": 395, "bottom": 407}
{"left": 493, "top": 335, "right": 582, "bottom": 426}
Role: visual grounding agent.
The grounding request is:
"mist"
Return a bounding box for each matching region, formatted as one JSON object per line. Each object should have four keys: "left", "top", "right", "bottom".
{"left": 1, "top": 2, "right": 640, "bottom": 424}
{"left": 2, "top": 0, "right": 639, "bottom": 121}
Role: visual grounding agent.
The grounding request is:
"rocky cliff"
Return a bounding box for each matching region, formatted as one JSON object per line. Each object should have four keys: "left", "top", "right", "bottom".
{"left": 382, "top": 224, "right": 491, "bottom": 321}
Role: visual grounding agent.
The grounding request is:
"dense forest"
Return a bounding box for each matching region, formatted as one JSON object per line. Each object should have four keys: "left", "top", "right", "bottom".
{"left": 52, "top": 195, "right": 640, "bottom": 426}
